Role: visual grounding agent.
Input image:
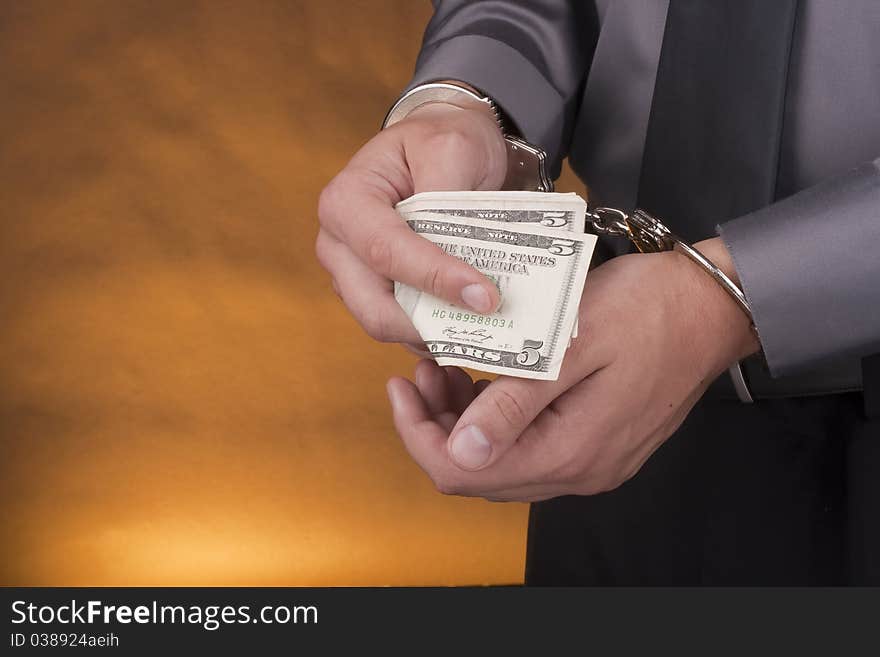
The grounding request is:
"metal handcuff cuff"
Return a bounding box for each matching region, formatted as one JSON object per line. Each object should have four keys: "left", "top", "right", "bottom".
{"left": 384, "top": 81, "right": 755, "bottom": 403}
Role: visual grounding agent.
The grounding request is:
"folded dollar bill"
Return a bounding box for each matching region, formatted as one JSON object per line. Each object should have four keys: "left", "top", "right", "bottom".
{"left": 394, "top": 194, "right": 596, "bottom": 380}
{"left": 396, "top": 190, "right": 587, "bottom": 233}
{"left": 396, "top": 191, "right": 588, "bottom": 339}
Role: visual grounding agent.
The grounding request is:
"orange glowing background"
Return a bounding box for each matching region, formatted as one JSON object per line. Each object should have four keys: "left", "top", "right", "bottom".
{"left": 0, "top": 0, "right": 585, "bottom": 586}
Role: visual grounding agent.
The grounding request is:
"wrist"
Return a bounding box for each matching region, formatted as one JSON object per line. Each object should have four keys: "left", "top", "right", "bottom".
{"left": 385, "top": 80, "right": 504, "bottom": 134}
{"left": 681, "top": 237, "right": 760, "bottom": 365}
{"left": 406, "top": 101, "right": 504, "bottom": 144}
{"left": 693, "top": 236, "right": 742, "bottom": 289}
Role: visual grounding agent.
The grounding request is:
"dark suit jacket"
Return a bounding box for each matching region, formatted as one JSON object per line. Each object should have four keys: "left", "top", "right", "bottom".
{"left": 406, "top": 0, "right": 880, "bottom": 398}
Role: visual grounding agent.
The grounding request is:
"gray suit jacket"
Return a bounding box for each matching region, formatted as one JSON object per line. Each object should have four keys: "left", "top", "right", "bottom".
{"left": 407, "top": 0, "right": 880, "bottom": 397}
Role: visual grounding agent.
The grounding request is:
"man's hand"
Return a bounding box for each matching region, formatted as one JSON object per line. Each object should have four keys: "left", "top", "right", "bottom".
{"left": 316, "top": 102, "right": 507, "bottom": 344}
{"left": 386, "top": 238, "right": 760, "bottom": 501}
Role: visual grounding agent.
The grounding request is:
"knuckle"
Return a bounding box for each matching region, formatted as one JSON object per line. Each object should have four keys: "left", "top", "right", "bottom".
{"left": 314, "top": 235, "right": 332, "bottom": 271}
{"left": 421, "top": 264, "right": 445, "bottom": 297}
{"left": 364, "top": 231, "right": 394, "bottom": 275}
{"left": 317, "top": 176, "right": 345, "bottom": 226}
{"left": 489, "top": 388, "right": 531, "bottom": 430}
{"left": 361, "top": 306, "right": 391, "bottom": 342}
{"left": 360, "top": 304, "right": 405, "bottom": 343}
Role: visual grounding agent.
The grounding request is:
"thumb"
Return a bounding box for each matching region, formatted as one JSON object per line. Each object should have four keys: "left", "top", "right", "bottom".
{"left": 446, "top": 377, "right": 564, "bottom": 471}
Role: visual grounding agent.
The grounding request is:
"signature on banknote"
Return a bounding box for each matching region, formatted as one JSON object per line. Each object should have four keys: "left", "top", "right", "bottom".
{"left": 442, "top": 327, "right": 494, "bottom": 344}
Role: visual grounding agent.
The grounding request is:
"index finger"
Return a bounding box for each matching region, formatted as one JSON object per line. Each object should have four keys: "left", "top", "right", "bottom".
{"left": 319, "top": 170, "right": 499, "bottom": 314}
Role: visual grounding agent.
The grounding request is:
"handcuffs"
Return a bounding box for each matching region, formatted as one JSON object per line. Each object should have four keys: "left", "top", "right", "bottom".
{"left": 384, "top": 81, "right": 755, "bottom": 403}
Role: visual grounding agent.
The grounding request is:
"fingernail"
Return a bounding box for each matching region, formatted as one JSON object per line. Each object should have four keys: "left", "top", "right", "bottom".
{"left": 461, "top": 284, "right": 492, "bottom": 313}
{"left": 450, "top": 425, "right": 492, "bottom": 470}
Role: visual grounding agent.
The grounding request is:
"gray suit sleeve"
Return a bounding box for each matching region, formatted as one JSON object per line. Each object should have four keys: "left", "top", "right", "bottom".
{"left": 408, "top": 0, "right": 598, "bottom": 177}
{"left": 718, "top": 157, "right": 880, "bottom": 377}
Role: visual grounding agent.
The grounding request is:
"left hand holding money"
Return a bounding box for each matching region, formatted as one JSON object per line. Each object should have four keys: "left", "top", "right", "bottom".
{"left": 386, "top": 237, "right": 760, "bottom": 501}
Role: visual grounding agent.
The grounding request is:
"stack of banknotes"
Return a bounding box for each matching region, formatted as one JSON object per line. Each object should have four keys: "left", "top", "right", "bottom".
{"left": 394, "top": 191, "right": 597, "bottom": 380}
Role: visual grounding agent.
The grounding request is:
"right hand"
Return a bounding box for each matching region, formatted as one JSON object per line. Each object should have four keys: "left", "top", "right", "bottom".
{"left": 316, "top": 102, "right": 507, "bottom": 344}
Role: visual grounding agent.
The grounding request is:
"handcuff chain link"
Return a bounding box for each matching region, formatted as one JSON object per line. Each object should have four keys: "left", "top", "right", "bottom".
{"left": 586, "top": 206, "right": 675, "bottom": 254}
{"left": 585, "top": 207, "right": 631, "bottom": 237}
